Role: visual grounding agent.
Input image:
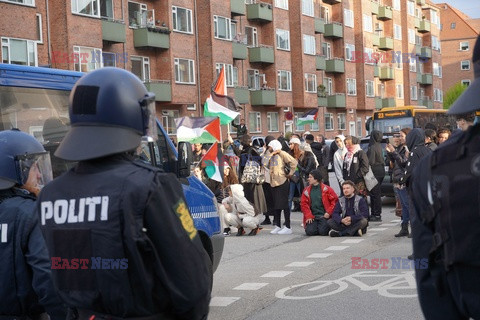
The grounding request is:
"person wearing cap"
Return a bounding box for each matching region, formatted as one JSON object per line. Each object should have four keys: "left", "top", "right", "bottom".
{"left": 300, "top": 169, "right": 338, "bottom": 236}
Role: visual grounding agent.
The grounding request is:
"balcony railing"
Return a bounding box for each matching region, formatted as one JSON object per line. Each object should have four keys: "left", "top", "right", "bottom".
{"left": 418, "top": 97, "right": 433, "bottom": 108}
{"left": 325, "top": 58, "right": 345, "bottom": 73}
{"left": 417, "top": 73, "right": 433, "bottom": 85}
{"left": 379, "top": 37, "right": 394, "bottom": 50}
{"left": 315, "top": 18, "right": 325, "bottom": 34}
{"left": 418, "top": 19, "right": 431, "bottom": 33}
{"left": 248, "top": 45, "right": 274, "bottom": 64}
{"left": 102, "top": 19, "right": 126, "bottom": 43}
{"left": 250, "top": 88, "right": 276, "bottom": 106}
{"left": 246, "top": 2, "right": 273, "bottom": 22}
{"left": 144, "top": 80, "right": 171, "bottom": 102}
{"left": 316, "top": 55, "right": 326, "bottom": 70}
{"left": 381, "top": 97, "right": 396, "bottom": 108}
{"left": 322, "top": 0, "right": 342, "bottom": 4}
{"left": 324, "top": 22, "right": 343, "bottom": 39}
{"left": 420, "top": 46, "right": 432, "bottom": 59}
{"left": 378, "top": 6, "right": 393, "bottom": 21}
{"left": 231, "top": 0, "right": 246, "bottom": 16}
{"left": 371, "top": 1, "right": 379, "bottom": 15}
{"left": 234, "top": 86, "right": 250, "bottom": 104}
{"left": 133, "top": 27, "right": 170, "bottom": 49}
{"left": 327, "top": 93, "right": 346, "bottom": 108}
{"left": 379, "top": 66, "right": 394, "bottom": 80}
{"left": 233, "top": 41, "right": 248, "bottom": 60}
{"left": 318, "top": 95, "right": 328, "bottom": 107}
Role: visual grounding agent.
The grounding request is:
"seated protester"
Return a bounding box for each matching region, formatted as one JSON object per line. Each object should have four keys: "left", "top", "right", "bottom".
{"left": 300, "top": 170, "right": 338, "bottom": 236}
{"left": 219, "top": 184, "right": 263, "bottom": 236}
{"left": 328, "top": 180, "right": 369, "bottom": 237}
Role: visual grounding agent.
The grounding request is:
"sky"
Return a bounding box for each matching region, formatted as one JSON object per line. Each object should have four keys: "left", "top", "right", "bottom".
{"left": 436, "top": 1, "right": 480, "bottom": 18}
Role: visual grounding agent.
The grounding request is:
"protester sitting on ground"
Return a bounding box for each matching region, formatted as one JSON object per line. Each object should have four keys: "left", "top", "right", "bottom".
{"left": 219, "top": 184, "right": 262, "bottom": 236}
{"left": 436, "top": 128, "right": 451, "bottom": 144}
{"left": 328, "top": 180, "right": 369, "bottom": 237}
{"left": 300, "top": 170, "right": 338, "bottom": 236}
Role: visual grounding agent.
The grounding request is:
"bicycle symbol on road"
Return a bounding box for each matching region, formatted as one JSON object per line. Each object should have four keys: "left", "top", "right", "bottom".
{"left": 276, "top": 271, "right": 417, "bottom": 300}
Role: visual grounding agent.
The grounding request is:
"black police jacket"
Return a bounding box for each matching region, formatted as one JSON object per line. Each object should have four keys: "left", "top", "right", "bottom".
{"left": 36, "top": 154, "right": 212, "bottom": 319}
{"left": 0, "top": 189, "right": 66, "bottom": 319}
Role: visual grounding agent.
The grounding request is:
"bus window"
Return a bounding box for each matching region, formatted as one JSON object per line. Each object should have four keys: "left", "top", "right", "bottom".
{"left": 373, "top": 117, "right": 414, "bottom": 133}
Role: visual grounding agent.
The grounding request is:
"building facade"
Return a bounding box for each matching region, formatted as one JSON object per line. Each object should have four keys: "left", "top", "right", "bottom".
{"left": 1, "top": 0, "right": 443, "bottom": 139}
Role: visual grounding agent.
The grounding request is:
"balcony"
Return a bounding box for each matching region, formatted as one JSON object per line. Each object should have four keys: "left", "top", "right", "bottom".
{"left": 322, "top": 0, "right": 341, "bottom": 4}
{"left": 316, "top": 55, "right": 326, "bottom": 70}
{"left": 234, "top": 87, "right": 250, "bottom": 104}
{"left": 324, "top": 22, "right": 343, "bottom": 39}
{"left": 233, "top": 42, "right": 248, "bottom": 60}
{"left": 315, "top": 18, "right": 325, "bottom": 34}
{"left": 371, "top": 1, "right": 379, "bottom": 15}
{"left": 417, "top": 0, "right": 425, "bottom": 6}
{"left": 415, "top": 45, "right": 422, "bottom": 56}
{"left": 231, "top": 0, "right": 246, "bottom": 16}
{"left": 374, "top": 97, "right": 383, "bottom": 109}
{"left": 381, "top": 97, "right": 396, "bottom": 108}
{"left": 144, "top": 80, "right": 171, "bottom": 102}
{"left": 420, "top": 46, "right": 432, "bottom": 59}
{"left": 379, "top": 66, "right": 394, "bottom": 80}
{"left": 414, "top": 17, "right": 421, "bottom": 29}
{"left": 327, "top": 94, "right": 346, "bottom": 108}
{"left": 417, "top": 73, "right": 433, "bottom": 85}
{"left": 246, "top": 2, "right": 273, "bottom": 22}
{"left": 418, "top": 97, "right": 434, "bottom": 108}
{"left": 250, "top": 89, "right": 276, "bottom": 106}
{"left": 133, "top": 27, "right": 170, "bottom": 49}
{"left": 378, "top": 6, "right": 393, "bottom": 21}
{"left": 325, "top": 58, "right": 345, "bottom": 73}
{"left": 418, "top": 20, "right": 431, "bottom": 33}
{"left": 374, "top": 65, "right": 379, "bottom": 77}
{"left": 102, "top": 19, "right": 126, "bottom": 43}
{"left": 379, "top": 37, "right": 394, "bottom": 50}
{"left": 372, "top": 34, "right": 380, "bottom": 47}
{"left": 248, "top": 45, "right": 274, "bottom": 64}
{"left": 318, "top": 96, "right": 328, "bottom": 107}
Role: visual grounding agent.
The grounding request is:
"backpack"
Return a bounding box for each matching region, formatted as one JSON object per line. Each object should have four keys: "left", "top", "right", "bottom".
{"left": 241, "top": 154, "right": 265, "bottom": 184}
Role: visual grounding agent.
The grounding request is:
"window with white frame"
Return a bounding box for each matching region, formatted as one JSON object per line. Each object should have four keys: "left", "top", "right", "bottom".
{"left": 172, "top": 6, "right": 193, "bottom": 34}
{"left": 347, "top": 78, "right": 357, "bottom": 96}
{"left": 302, "top": 0, "right": 314, "bottom": 16}
{"left": 295, "top": 112, "right": 306, "bottom": 132}
{"left": 366, "top": 80, "right": 374, "bottom": 97}
{"left": 393, "top": 0, "right": 401, "bottom": 11}
{"left": 356, "top": 117, "right": 362, "bottom": 137}
{"left": 162, "top": 110, "right": 180, "bottom": 135}
{"left": 249, "top": 112, "right": 261, "bottom": 133}
{"left": 103, "top": 52, "right": 116, "bottom": 67}
{"left": 461, "top": 60, "right": 470, "bottom": 70}
{"left": 434, "top": 88, "right": 443, "bottom": 102}
{"left": 2, "top": 0, "right": 34, "bottom": 5}
{"left": 215, "top": 63, "right": 237, "bottom": 87}
{"left": 278, "top": 70, "right": 292, "bottom": 91}
{"left": 407, "top": 0, "right": 415, "bottom": 16}
{"left": 322, "top": 42, "right": 332, "bottom": 59}
{"left": 321, "top": 6, "right": 330, "bottom": 23}
{"left": 325, "top": 113, "right": 334, "bottom": 130}
{"left": 411, "top": 86, "right": 418, "bottom": 100}
{"left": 214, "top": 15, "right": 232, "bottom": 40}
{"left": 36, "top": 14, "right": 43, "bottom": 44}
{"left": 324, "top": 77, "right": 333, "bottom": 95}
{"left": 432, "top": 36, "right": 440, "bottom": 51}
{"left": 128, "top": 2, "right": 149, "bottom": 27}
{"left": 345, "top": 44, "right": 355, "bottom": 61}
{"left": 74, "top": 46, "right": 102, "bottom": 72}
{"left": 247, "top": 69, "right": 261, "bottom": 89}
{"left": 303, "top": 35, "right": 316, "bottom": 55}
{"left": 363, "top": 14, "right": 373, "bottom": 32}
{"left": 338, "top": 113, "right": 346, "bottom": 130}
{"left": 245, "top": 26, "right": 258, "bottom": 47}
{"left": 131, "top": 56, "right": 150, "bottom": 81}
{"left": 364, "top": 47, "right": 374, "bottom": 64}
{"left": 433, "top": 62, "right": 442, "bottom": 77}
{"left": 409, "top": 59, "right": 417, "bottom": 72}
{"left": 460, "top": 41, "right": 470, "bottom": 51}
{"left": 396, "top": 60, "right": 403, "bottom": 70}
{"left": 394, "top": 24, "right": 402, "bottom": 40}
{"left": 431, "top": 10, "right": 440, "bottom": 26}
{"left": 1, "top": 37, "right": 37, "bottom": 66}
{"left": 275, "top": 0, "right": 288, "bottom": 10}
{"left": 396, "top": 84, "right": 404, "bottom": 99}
{"left": 276, "top": 29, "right": 290, "bottom": 51}
{"left": 310, "top": 119, "right": 319, "bottom": 131}
{"left": 344, "top": 9, "right": 354, "bottom": 28}
{"left": 461, "top": 79, "right": 471, "bottom": 86}
{"left": 72, "top": 0, "right": 113, "bottom": 18}
{"left": 305, "top": 74, "right": 317, "bottom": 93}
{"left": 267, "top": 112, "right": 279, "bottom": 132}
{"left": 408, "top": 28, "right": 415, "bottom": 44}
{"left": 174, "top": 58, "right": 195, "bottom": 84}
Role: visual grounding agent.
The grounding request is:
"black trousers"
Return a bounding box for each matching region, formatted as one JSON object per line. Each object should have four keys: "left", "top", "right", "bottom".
{"left": 369, "top": 175, "right": 384, "bottom": 217}
{"left": 273, "top": 208, "right": 291, "bottom": 228}
{"left": 305, "top": 217, "right": 330, "bottom": 236}
{"left": 327, "top": 218, "right": 368, "bottom": 236}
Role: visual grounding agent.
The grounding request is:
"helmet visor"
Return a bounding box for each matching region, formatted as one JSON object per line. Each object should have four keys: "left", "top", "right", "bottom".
{"left": 142, "top": 95, "right": 158, "bottom": 141}
{"left": 17, "top": 153, "right": 53, "bottom": 194}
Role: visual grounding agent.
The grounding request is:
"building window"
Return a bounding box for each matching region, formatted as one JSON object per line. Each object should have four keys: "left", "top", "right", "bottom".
{"left": 275, "top": 0, "right": 288, "bottom": 10}
{"left": 1, "top": 37, "right": 37, "bottom": 66}
{"left": 214, "top": 15, "right": 231, "bottom": 40}
{"left": 431, "top": 10, "right": 440, "bottom": 26}
{"left": 248, "top": 112, "right": 261, "bottom": 133}
{"left": 394, "top": 24, "right": 402, "bottom": 40}
{"left": 128, "top": 2, "right": 149, "bottom": 27}
{"left": 461, "top": 60, "right": 471, "bottom": 70}
{"left": 131, "top": 56, "right": 150, "bottom": 81}
{"left": 276, "top": 29, "right": 290, "bottom": 51}
{"left": 162, "top": 110, "right": 180, "bottom": 135}
{"left": 72, "top": 0, "right": 113, "bottom": 18}
{"left": 174, "top": 58, "right": 195, "bottom": 84}
{"left": 432, "top": 36, "right": 441, "bottom": 51}
{"left": 410, "top": 86, "right": 418, "bottom": 100}
{"left": 393, "top": 0, "right": 400, "bottom": 11}
{"left": 338, "top": 113, "right": 346, "bottom": 130}
{"left": 172, "top": 6, "right": 193, "bottom": 34}
{"left": 103, "top": 52, "right": 116, "bottom": 67}
{"left": 396, "top": 84, "right": 404, "bottom": 99}
{"left": 267, "top": 112, "right": 279, "bottom": 132}
{"left": 325, "top": 113, "right": 334, "bottom": 130}
{"left": 461, "top": 79, "right": 471, "bottom": 86}
{"left": 73, "top": 46, "right": 101, "bottom": 72}
{"left": 344, "top": 9, "right": 354, "bottom": 28}
{"left": 409, "top": 59, "right": 417, "bottom": 72}
{"left": 248, "top": 69, "right": 262, "bottom": 89}
{"left": 364, "top": 47, "right": 374, "bottom": 65}
{"left": 2, "top": 0, "right": 34, "bottom": 5}
{"left": 451, "top": 22, "right": 456, "bottom": 29}
{"left": 303, "top": 35, "right": 316, "bottom": 55}
{"left": 345, "top": 44, "right": 355, "bottom": 61}
{"left": 356, "top": 117, "right": 362, "bottom": 137}
{"left": 305, "top": 74, "right": 317, "bottom": 93}
{"left": 363, "top": 14, "right": 372, "bottom": 32}
{"left": 215, "top": 63, "right": 237, "bottom": 87}
{"left": 433, "top": 62, "right": 442, "bottom": 78}
{"left": 302, "top": 0, "right": 314, "bottom": 16}
{"left": 366, "top": 80, "right": 374, "bottom": 97}
{"left": 460, "top": 41, "right": 470, "bottom": 51}
{"left": 347, "top": 78, "right": 357, "bottom": 96}
{"left": 324, "top": 77, "right": 333, "bottom": 95}
{"left": 434, "top": 88, "right": 443, "bottom": 102}
{"left": 277, "top": 70, "right": 292, "bottom": 91}
{"left": 322, "top": 42, "right": 331, "bottom": 59}
{"left": 245, "top": 26, "right": 258, "bottom": 47}
{"left": 295, "top": 112, "right": 306, "bottom": 132}
{"left": 36, "top": 14, "right": 43, "bottom": 44}
{"left": 408, "top": 28, "right": 415, "bottom": 45}
{"left": 407, "top": 0, "right": 415, "bottom": 16}
{"left": 310, "top": 119, "right": 319, "bottom": 131}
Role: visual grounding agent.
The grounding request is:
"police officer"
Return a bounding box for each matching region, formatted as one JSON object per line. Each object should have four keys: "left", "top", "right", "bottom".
{"left": 410, "top": 36, "right": 480, "bottom": 319}
{"left": 36, "top": 68, "right": 212, "bottom": 319}
{"left": 0, "top": 130, "right": 66, "bottom": 319}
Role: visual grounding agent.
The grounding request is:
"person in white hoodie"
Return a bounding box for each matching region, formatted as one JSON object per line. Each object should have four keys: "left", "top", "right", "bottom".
{"left": 333, "top": 135, "right": 348, "bottom": 194}
{"left": 219, "top": 184, "right": 263, "bottom": 236}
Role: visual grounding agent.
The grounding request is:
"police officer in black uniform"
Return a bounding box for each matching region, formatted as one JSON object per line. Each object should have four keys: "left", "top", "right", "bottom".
{"left": 36, "top": 68, "right": 212, "bottom": 319}
{"left": 0, "top": 130, "right": 66, "bottom": 319}
{"left": 410, "top": 36, "right": 480, "bottom": 319}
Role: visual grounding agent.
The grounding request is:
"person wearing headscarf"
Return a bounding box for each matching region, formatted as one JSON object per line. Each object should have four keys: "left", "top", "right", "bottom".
{"left": 333, "top": 134, "right": 347, "bottom": 192}
{"left": 299, "top": 143, "right": 317, "bottom": 185}
{"left": 367, "top": 130, "right": 386, "bottom": 221}
{"left": 342, "top": 136, "right": 369, "bottom": 197}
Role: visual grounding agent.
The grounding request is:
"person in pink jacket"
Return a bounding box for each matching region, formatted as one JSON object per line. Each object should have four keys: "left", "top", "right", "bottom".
{"left": 300, "top": 169, "right": 339, "bottom": 236}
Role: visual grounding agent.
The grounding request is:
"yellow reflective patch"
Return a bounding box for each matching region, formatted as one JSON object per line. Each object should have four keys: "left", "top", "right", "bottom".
{"left": 174, "top": 200, "right": 197, "bottom": 240}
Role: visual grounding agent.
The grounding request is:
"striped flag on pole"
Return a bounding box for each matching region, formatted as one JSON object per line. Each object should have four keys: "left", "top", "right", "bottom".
{"left": 175, "top": 117, "right": 221, "bottom": 144}
{"left": 296, "top": 108, "right": 319, "bottom": 126}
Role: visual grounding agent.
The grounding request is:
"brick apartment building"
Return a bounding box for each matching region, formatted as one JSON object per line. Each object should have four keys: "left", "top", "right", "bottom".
{"left": 437, "top": 2, "right": 479, "bottom": 92}
{"left": 0, "top": 0, "right": 443, "bottom": 140}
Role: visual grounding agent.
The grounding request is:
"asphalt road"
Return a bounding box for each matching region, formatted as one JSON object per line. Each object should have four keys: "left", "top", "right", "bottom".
{"left": 209, "top": 176, "right": 424, "bottom": 320}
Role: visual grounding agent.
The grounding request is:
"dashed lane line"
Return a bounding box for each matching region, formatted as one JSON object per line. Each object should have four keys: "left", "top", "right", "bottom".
{"left": 341, "top": 239, "right": 365, "bottom": 244}
{"left": 325, "top": 245, "right": 350, "bottom": 251}
{"left": 261, "top": 271, "right": 294, "bottom": 278}
{"left": 233, "top": 283, "right": 269, "bottom": 291}
{"left": 368, "top": 228, "right": 388, "bottom": 232}
{"left": 307, "top": 253, "right": 333, "bottom": 258}
{"left": 285, "top": 261, "right": 315, "bottom": 267}
{"left": 210, "top": 297, "right": 241, "bottom": 307}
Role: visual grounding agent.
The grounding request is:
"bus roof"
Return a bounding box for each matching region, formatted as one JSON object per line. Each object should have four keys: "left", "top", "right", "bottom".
{"left": 377, "top": 106, "right": 446, "bottom": 113}
{"left": 0, "top": 64, "right": 83, "bottom": 91}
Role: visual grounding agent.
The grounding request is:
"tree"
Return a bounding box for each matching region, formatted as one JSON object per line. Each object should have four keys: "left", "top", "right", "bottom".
{"left": 443, "top": 82, "right": 468, "bottom": 110}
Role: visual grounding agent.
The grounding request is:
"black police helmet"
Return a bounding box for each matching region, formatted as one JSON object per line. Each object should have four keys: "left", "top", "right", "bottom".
{"left": 448, "top": 35, "right": 480, "bottom": 115}
{"left": 55, "top": 68, "right": 155, "bottom": 161}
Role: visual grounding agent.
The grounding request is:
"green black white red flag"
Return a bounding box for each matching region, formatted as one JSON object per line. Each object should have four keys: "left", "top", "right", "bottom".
{"left": 296, "top": 108, "right": 319, "bottom": 126}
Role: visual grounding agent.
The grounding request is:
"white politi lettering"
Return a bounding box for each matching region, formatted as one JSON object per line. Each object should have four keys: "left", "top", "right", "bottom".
{"left": 0, "top": 224, "right": 7, "bottom": 243}
{"left": 78, "top": 198, "right": 86, "bottom": 222}
{"left": 67, "top": 199, "right": 78, "bottom": 223}
{"left": 41, "top": 197, "right": 110, "bottom": 224}
{"left": 54, "top": 200, "right": 69, "bottom": 224}
{"left": 86, "top": 197, "right": 101, "bottom": 222}
{"left": 41, "top": 201, "right": 53, "bottom": 225}
{"left": 101, "top": 196, "right": 109, "bottom": 221}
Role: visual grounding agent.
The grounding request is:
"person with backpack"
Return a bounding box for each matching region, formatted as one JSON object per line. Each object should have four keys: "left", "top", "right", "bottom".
{"left": 367, "top": 130, "right": 386, "bottom": 222}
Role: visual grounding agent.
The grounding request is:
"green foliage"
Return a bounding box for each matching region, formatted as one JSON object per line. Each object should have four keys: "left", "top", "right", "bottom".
{"left": 444, "top": 82, "right": 468, "bottom": 110}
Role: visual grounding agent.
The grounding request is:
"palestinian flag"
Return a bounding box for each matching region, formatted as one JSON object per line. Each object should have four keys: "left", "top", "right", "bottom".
{"left": 175, "top": 117, "right": 220, "bottom": 144}
{"left": 202, "top": 143, "right": 222, "bottom": 182}
{"left": 296, "top": 108, "right": 319, "bottom": 126}
{"left": 204, "top": 66, "right": 240, "bottom": 125}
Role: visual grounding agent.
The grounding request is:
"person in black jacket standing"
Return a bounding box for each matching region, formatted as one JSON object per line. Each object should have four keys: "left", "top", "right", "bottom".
{"left": 231, "top": 118, "right": 248, "bottom": 138}
{"left": 0, "top": 130, "right": 66, "bottom": 319}
{"left": 367, "top": 130, "right": 385, "bottom": 221}
{"left": 36, "top": 68, "right": 212, "bottom": 319}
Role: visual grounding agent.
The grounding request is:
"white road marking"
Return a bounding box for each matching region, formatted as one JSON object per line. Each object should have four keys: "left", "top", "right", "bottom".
{"left": 368, "top": 228, "right": 388, "bottom": 232}
{"left": 261, "top": 271, "right": 293, "bottom": 278}
{"left": 390, "top": 219, "right": 401, "bottom": 223}
{"left": 325, "top": 245, "right": 349, "bottom": 251}
{"left": 307, "top": 253, "right": 333, "bottom": 258}
{"left": 341, "top": 239, "right": 365, "bottom": 244}
{"left": 286, "top": 261, "right": 315, "bottom": 267}
{"left": 379, "top": 223, "right": 398, "bottom": 227}
{"left": 233, "top": 283, "right": 269, "bottom": 291}
{"left": 367, "top": 233, "right": 378, "bottom": 237}
{"left": 210, "top": 297, "right": 241, "bottom": 307}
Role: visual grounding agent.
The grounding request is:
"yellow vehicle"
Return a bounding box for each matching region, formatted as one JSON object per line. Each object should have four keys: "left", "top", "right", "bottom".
{"left": 366, "top": 106, "right": 457, "bottom": 135}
